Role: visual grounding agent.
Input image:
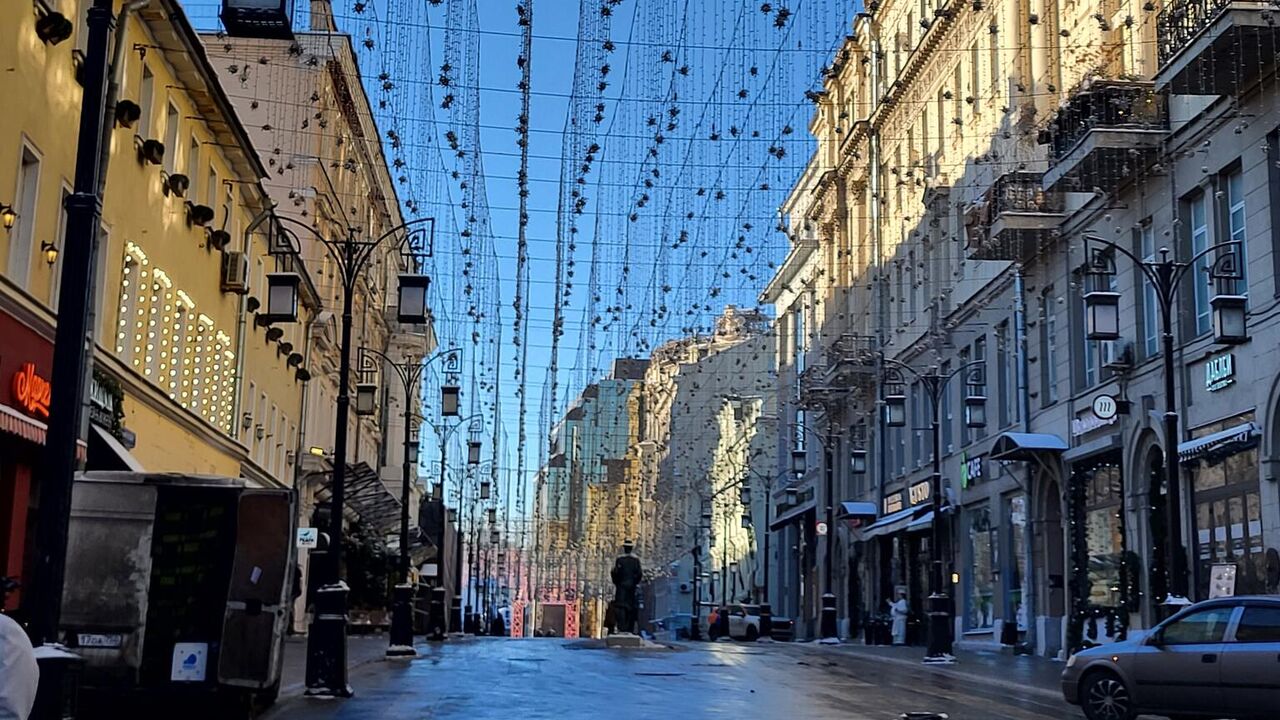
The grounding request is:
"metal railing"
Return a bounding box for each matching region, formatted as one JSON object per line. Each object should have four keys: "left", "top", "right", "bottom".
{"left": 1157, "top": 0, "right": 1234, "bottom": 66}
{"left": 988, "top": 171, "right": 1063, "bottom": 217}
{"left": 1040, "top": 80, "right": 1167, "bottom": 161}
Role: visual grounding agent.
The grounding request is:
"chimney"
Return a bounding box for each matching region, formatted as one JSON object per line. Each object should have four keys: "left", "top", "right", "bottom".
{"left": 311, "top": 0, "right": 337, "bottom": 31}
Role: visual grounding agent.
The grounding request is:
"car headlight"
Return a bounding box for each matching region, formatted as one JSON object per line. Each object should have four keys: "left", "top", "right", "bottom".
{"left": 1065, "top": 654, "right": 1078, "bottom": 669}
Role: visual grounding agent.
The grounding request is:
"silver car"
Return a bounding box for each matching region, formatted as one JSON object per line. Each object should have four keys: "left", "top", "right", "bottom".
{"left": 1061, "top": 596, "right": 1280, "bottom": 720}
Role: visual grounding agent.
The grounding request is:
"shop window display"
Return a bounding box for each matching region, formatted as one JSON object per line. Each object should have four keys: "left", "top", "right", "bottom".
{"left": 968, "top": 504, "right": 996, "bottom": 630}
{"left": 1189, "top": 415, "right": 1265, "bottom": 597}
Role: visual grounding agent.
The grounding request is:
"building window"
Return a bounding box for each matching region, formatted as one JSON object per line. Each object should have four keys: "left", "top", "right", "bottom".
{"left": 1084, "top": 463, "right": 1125, "bottom": 608}
{"left": 163, "top": 101, "right": 180, "bottom": 174}
{"left": 187, "top": 138, "right": 201, "bottom": 199}
{"left": 1139, "top": 221, "right": 1159, "bottom": 359}
{"left": 959, "top": 346, "right": 972, "bottom": 445}
{"left": 1190, "top": 191, "right": 1212, "bottom": 335}
{"left": 910, "top": 381, "right": 923, "bottom": 466}
{"left": 8, "top": 143, "right": 41, "bottom": 288}
{"left": 968, "top": 504, "right": 996, "bottom": 630}
{"left": 1039, "top": 287, "right": 1058, "bottom": 407}
{"left": 1190, "top": 413, "right": 1265, "bottom": 597}
{"left": 1223, "top": 168, "right": 1247, "bottom": 299}
{"left": 972, "top": 336, "right": 986, "bottom": 440}
{"left": 792, "top": 307, "right": 805, "bottom": 376}
{"left": 940, "top": 360, "right": 953, "bottom": 453}
{"left": 139, "top": 65, "right": 155, "bottom": 138}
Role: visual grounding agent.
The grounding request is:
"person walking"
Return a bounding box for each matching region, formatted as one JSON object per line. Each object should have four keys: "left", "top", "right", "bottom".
{"left": 890, "top": 590, "right": 909, "bottom": 646}
{"left": 1, "top": 578, "right": 39, "bottom": 720}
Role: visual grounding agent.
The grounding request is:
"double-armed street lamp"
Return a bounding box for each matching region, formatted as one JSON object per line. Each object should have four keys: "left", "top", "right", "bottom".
{"left": 423, "top": 413, "right": 483, "bottom": 633}
{"left": 881, "top": 358, "right": 987, "bottom": 664}
{"left": 1081, "top": 235, "right": 1246, "bottom": 607}
{"left": 354, "top": 347, "right": 463, "bottom": 657}
{"left": 263, "top": 214, "right": 436, "bottom": 696}
{"left": 787, "top": 421, "right": 853, "bottom": 643}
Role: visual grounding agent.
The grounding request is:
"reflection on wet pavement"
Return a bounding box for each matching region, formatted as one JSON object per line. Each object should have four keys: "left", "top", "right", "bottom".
{"left": 266, "top": 638, "right": 1083, "bottom": 720}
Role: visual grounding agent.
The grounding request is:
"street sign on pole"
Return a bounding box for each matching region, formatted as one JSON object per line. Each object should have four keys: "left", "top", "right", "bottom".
{"left": 296, "top": 527, "right": 318, "bottom": 549}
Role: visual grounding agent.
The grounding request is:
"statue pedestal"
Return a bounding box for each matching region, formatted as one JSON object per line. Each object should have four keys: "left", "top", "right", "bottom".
{"left": 605, "top": 632, "right": 644, "bottom": 649}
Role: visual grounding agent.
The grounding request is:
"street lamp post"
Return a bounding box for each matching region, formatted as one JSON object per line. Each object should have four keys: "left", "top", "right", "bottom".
{"left": 268, "top": 214, "right": 435, "bottom": 696}
{"left": 356, "top": 347, "right": 459, "bottom": 657}
{"left": 882, "top": 359, "right": 986, "bottom": 664}
{"left": 1081, "top": 236, "right": 1246, "bottom": 606}
{"left": 424, "top": 415, "right": 483, "bottom": 632}
{"left": 789, "top": 423, "right": 840, "bottom": 642}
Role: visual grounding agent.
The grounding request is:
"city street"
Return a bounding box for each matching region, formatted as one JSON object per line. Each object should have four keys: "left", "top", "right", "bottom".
{"left": 265, "top": 639, "right": 1078, "bottom": 720}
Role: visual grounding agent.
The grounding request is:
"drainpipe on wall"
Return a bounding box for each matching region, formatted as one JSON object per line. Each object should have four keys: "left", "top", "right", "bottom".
{"left": 1014, "top": 265, "right": 1037, "bottom": 654}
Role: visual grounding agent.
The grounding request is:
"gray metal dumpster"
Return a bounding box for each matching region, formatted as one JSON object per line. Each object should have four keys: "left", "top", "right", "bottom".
{"left": 59, "top": 472, "right": 294, "bottom": 715}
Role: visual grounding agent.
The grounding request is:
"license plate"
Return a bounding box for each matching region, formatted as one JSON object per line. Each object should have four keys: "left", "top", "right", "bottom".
{"left": 78, "top": 633, "right": 124, "bottom": 648}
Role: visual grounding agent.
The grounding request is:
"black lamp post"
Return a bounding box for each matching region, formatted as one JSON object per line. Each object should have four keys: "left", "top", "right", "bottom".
{"left": 355, "top": 346, "right": 460, "bottom": 657}
{"left": 789, "top": 422, "right": 840, "bottom": 643}
{"left": 266, "top": 214, "right": 435, "bottom": 696}
{"left": 421, "top": 407, "right": 482, "bottom": 632}
{"left": 882, "top": 358, "right": 986, "bottom": 664}
{"left": 1082, "top": 235, "right": 1246, "bottom": 606}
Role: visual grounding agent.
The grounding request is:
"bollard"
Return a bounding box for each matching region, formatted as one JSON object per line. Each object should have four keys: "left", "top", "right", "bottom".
{"left": 758, "top": 602, "right": 773, "bottom": 640}
{"left": 819, "top": 593, "right": 838, "bottom": 643}
{"left": 429, "top": 587, "right": 447, "bottom": 641}
{"left": 31, "top": 646, "right": 84, "bottom": 720}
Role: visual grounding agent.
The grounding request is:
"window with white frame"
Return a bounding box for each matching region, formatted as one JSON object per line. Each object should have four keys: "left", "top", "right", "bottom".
{"left": 1224, "top": 169, "right": 1248, "bottom": 300}
{"left": 1039, "top": 287, "right": 1058, "bottom": 406}
{"left": 1190, "top": 192, "right": 1212, "bottom": 335}
{"left": 9, "top": 143, "right": 41, "bottom": 287}
{"left": 1140, "top": 222, "right": 1159, "bottom": 359}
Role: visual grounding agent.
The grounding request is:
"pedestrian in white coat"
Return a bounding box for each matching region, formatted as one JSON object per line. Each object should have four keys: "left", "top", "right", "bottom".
{"left": 890, "top": 590, "right": 909, "bottom": 646}
{"left": 1, "top": 579, "right": 39, "bottom": 720}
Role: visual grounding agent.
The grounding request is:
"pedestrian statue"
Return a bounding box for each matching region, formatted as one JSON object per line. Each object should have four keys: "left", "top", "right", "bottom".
{"left": 610, "top": 540, "right": 643, "bottom": 634}
{"left": 890, "top": 590, "right": 909, "bottom": 646}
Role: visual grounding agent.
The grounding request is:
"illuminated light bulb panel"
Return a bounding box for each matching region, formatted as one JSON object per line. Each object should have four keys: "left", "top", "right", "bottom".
{"left": 112, "top": 244, "right": 238, "bottom": 433}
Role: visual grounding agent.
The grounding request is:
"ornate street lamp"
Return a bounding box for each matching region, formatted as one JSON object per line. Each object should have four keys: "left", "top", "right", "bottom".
{"left": 790, "top": 449, "right": 806, "bottom": 475}
{"left": 0, "top": 204, "right": 15, "bottom": 231}
{"left": 41, "top": 241, "right": 58, "bottom": 266}
{"left": 738, "top": 486, "right": 751, "bottom": 505}
{"left": 487, "top": 508, "right": 497, "bottom": 524}
{"left": 480, "top": 480, "right": 491, "bottom": 500}
{"left": 850, "top": 446, "right": 868, "bottom": 474}
{"left": 441, "top": 385, "right": 460, "bottom": 416}
{"left": 740, "top": 513, "right": 752, "bottom": 529}
{"left": 354, "top": 382, "right": 377, "bottom": 416}
{"left": 262, "top": 271, "right": 301, "bottom": 324}
{"left": 1084, "top": 290, "right": 1121, "bottom": 341}
{"left": 964, "top": 392, "right": 987, "bottom": 429}
{"left": 784, "top": 487, "right": 798, "bottom": 505}
{"left": 467, "top": 440, "right": 482, "bottom": 465}
{"left": 884, "top": 390, "right": 907, "bottom": 427}
{"left": 396, "top": 273, "right": 430, "bottom": 324}
{"left": 1211, "top": 293, "right": 1248, "bottom": 345}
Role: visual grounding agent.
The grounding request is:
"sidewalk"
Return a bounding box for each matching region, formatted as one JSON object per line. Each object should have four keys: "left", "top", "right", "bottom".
{"left": 279, "top": 634, "right": 399, "bottom": 696}
{"left": 790, "top": 641, "right": 1066, "bottom": 700}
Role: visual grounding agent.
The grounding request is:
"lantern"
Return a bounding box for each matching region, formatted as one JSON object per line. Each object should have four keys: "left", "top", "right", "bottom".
{"left": 738, "top": 486, "right": 751, "bottom": 505}
{"left": 354, "top": 382, "right": 377, "bottom": 416}
{"left": 1084, "top": 290, "right": 1121, "bottom": 341}
{"left": 432, "top": 482, "right": 443, "bottom": 501}
{"left": 790, "top": 449, "right": 807, "bottom": 475}
{"left": 220, "top": 0, "right": 295, "bottom": 40}
{"left": 262, "top": 272, "right": 301, "bottom": 324}
{"left": 490, "top": 530, "right": 500, "bottom": 545}
{"left": 467, "top": 440, "right": 482, "bottom": 465}
{"left": 884, "top": 390, "right": 907, "bottom": 427}
{"left": 1211, "top": 294, "right": 1248, "bottom": 345}
{"left": 487, "top": 508, "right": 497, "bottom": 524}
{"left": 0, "top": 204, "right": 15, "bottom": 230}
{"left": 406, "top": 441, "right": 419, "bottom": 464}
{"left": 40, "top": 241, "right": 58, "bottom": 266}
{"left": 964, "top": 393, "right": 987, "bottom": 429}
{"left": 784, "top": 486, "right": 798, "bottom": 505}
{"left": 480, "top": 480, "right": 491, "bottom": 499}
{"left": 447, "top": 507, "right": 458, "bottom": 524}
{"left": 850, "top": 446, "right": 868, "bottom": 474}
{"left": 441, "top": 385, "right": 460, "bottom": 417}
{"left": 396, "top": 273, "right": 431, "bottom": 324}
{"left": 740, "top": 513, "right": 752, "bottom": 529}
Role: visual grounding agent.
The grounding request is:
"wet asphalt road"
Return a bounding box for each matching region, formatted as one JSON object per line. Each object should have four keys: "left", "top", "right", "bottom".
{"left": 264, "top": 638, "right": 1083, "bottom": 720}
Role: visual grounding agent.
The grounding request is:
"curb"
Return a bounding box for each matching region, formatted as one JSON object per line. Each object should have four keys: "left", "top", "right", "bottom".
{"left": 788, "top": 642, "right": 1065, "bottom": 701}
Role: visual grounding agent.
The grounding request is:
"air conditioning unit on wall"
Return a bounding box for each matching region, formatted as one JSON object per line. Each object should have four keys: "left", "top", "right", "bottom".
{"left": 220, "top": 251, "right": 249, "bottom": 294}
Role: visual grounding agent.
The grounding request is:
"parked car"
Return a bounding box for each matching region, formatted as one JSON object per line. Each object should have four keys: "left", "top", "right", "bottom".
{"left": 742, "top": 604, "right": 795, "bottom": 641}
{"left": 1061, "top": 596, "right": 1280, "bottom": 720}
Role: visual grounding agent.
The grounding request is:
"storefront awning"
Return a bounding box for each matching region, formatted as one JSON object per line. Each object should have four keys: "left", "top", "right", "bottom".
{"left": 906, "top": 510, "right": 934, "bottom": 532}
{"left": 0, "top": 403, "right": 87, "bottom": 460}
{"left": 769, "top": 502, "right": 814, "bottom": 531}
{"left": 1178, "top": 422, "right": 1260, "bottom": 463}
{"left": 990, "top": 432, "right": 1068, "bottom": 461}
{"left": 857, "top": 506, "right": 919, "bottom": 540}
{"left": 314, "top": 461, "right": 403, "bottom": 538}
{"left": 837, "top": 501, "right": 877, "bottom": 519}
{"left": 88, "top": 424, "right": 145, "bottom": 472}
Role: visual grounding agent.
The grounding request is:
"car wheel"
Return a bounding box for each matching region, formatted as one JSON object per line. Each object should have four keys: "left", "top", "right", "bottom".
{"left": 745, "top": 625, "right": 759, "bottom": 641}
{"left": 1081, "top": 671, "right": 1135, "bottom": 720}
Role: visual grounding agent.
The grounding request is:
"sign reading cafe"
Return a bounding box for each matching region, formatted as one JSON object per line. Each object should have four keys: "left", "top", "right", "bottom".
{"left": 1204, "top": 352, "right": 1235, "bottom": 392}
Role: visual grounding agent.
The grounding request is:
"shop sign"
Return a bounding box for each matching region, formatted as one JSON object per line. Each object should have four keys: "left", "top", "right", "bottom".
{"left": 296, "top": 527, "right": 318, "bottom": 549}
{"left": 1071, "top": 412, "right": 1117, "bottom": 437}
{"left": 815, "top": 521, "right": 828, "bottom": 536}
{"left": 882, "top": 492, "right": 904, "bottom": 516}
{"left": 1091, "top": 394, "right": 1118, "bottom": 420}
{"left": 11, "top": 362, "right": 51, "bottom": 419}
{"left": 960, "top": 452, "right": 984, "bottom": 488}
{"left": 1204, "top": 353, "right": 1235, "bottom": 392}
{"left": 908, "top": 479, "right": 932, "bottom": 506}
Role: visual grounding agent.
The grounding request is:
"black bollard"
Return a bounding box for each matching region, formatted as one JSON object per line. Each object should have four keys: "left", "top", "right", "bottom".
{"left": 428, "top": 587, "right": 447, "bottom": 641}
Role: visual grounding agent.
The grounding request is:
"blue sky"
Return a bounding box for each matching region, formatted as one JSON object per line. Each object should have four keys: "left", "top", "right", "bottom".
{"left": 185, "top": 0, "right": 857, "bottom": 517}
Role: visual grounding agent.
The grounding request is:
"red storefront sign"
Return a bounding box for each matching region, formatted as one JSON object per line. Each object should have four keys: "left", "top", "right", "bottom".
{"left": 12, "top": 362, "right": 51, "bottom": 419}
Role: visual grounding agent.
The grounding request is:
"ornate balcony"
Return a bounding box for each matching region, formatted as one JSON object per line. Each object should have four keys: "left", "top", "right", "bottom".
{"left": 1157, "top": 0, "right": 1280, "bottom": 95}
{"left": 966, "top": 172, "right": 1063, "bottom": 262}
{"left": 1039, "top": 80, "right": 1167, "bottom": 195}
{"left": 797, "top": 333, "right": 878, "bottom": 408}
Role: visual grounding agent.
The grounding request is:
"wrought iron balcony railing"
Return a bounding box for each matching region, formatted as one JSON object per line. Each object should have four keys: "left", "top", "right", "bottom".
{"left": 1039, "top": 80, "right": 1167, "bottom": 162}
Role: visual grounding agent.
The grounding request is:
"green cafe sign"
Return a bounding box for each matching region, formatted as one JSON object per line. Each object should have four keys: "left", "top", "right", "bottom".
{"left": 1204, "top": 352, "right": 1235, "bottom": 392}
